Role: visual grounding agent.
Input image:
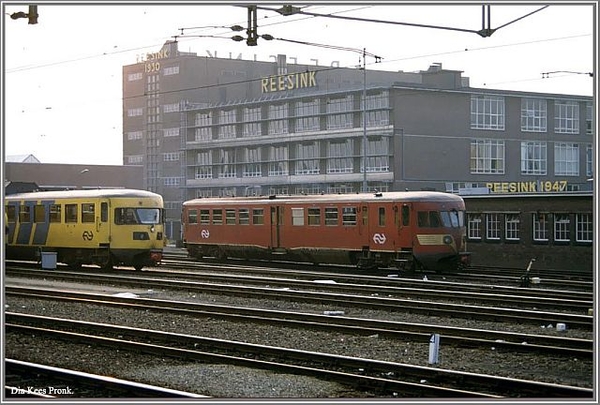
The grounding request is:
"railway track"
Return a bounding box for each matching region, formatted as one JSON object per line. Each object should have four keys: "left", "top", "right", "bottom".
{"left": 5, "top": 266, "right": 594, "bottom": 330}
{"left": 5, "top": 313, "right": 593, "bottom": 398}
{"left": 5, "top": 286, "right": 592, "bottom": 356}
{"left": 161, "top": 248, "right": 595, "bottom": 285}
{"left": 5, "top": 359, "right": 206, "bottom": 399}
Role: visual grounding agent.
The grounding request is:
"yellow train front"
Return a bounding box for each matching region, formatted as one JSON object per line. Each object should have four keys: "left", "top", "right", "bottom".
{"left": 4, "top": 189, "right": 164, "bottom": 270}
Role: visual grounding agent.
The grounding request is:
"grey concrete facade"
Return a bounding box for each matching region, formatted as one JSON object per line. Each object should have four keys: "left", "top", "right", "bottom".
{"left": 122, "top": 41, "right": 594, "bottom": 240}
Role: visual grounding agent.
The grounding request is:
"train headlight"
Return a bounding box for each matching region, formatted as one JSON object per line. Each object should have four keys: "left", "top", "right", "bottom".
{"left": 443, "top": 235, "right": 453, "bottom": 245}
{"left": 150, "top": 225, "right": 155, "bottom": 233}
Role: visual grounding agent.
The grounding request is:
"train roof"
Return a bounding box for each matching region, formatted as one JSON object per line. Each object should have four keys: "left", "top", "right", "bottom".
{"left": 4, "top": 188, "right": 162, "bottom": 201}
{"left": 183, "top": 191, "right": 465, "bottom": 206}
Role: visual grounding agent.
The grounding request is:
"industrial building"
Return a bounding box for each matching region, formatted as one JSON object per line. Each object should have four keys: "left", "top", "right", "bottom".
{"left": 123, "top": 40, "right": 593, "bottom": 239}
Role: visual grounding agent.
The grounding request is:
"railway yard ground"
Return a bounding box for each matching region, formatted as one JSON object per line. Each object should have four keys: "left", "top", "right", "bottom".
{"left": 3, "top": 254, "right": 597, "bottom": 401}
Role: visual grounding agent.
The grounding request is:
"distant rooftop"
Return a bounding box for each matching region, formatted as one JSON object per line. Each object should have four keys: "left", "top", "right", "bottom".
{"left": 5, "top": 154, "right": 41, "bottom": 163}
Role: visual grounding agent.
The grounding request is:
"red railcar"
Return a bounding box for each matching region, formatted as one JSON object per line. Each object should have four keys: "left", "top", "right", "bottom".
{"left": 182, "top": 191, "right": 471, "bottom": 272}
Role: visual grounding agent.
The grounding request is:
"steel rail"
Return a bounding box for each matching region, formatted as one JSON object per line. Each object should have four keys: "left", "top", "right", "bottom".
{"left": 5, "top": 286, "right": 594, "bottom": 356}
{"left": 6, "top": 314, "right": 593, "bottom": 398}
{"left": 5, "top": 359, "right": 206, "bottom": 399}
{"left": 5, "top": 269, "right": 594, "bottom": 329}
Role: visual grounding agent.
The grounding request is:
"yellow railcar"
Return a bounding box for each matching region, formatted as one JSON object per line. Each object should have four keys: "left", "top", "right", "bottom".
{"left": 5, "top": 189, "right": 164, "bottom": 270}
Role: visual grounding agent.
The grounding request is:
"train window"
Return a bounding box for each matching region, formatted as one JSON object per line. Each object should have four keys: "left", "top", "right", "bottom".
{"left": 65, "top": 204, "right": 78, "bottom": 223}
{"left": 225, "top": 209, "right": 236, "bottom": 225}
{"left": 342, "top": 207, "right": 357, "bottom": 226}
{"left": 101, "top": 203, "right": 108, "bottom": 222}
{"left": 49, "top": 204, "right": 61, "bottom": 223}
{"left": 199, "top": 210, "right": 210, "bottom": 225}
{"left": 505, "top": 214, "right": 520, "bottom": 240}
{"left": 417, "top": 212, "right": 428, "bottom": 227}
{"left": 6, "top": 205, "right": 16, "bottom": 222}
{"left": 401, "top": 205, "right": 410, "bottom": 226}
{"left": 418, "top": 211, "right": 442, "bottom": 228}
{"left": 378, "top": 207, "right": 385, "bottom": 226}
{"left": 187, "top": 209, "right": 198, "bottom": 224}
{"left": 239, "top": 209, "right": 250, "bottom": 225}
{"left": 292, "top": 208, "right": 304, "bottom": 226}
{"left": 137, "top": 209, "right": 161, "bottom": 224}
{"left": 34, "top": 205, "right": 46, "bottom": 223}
{"left": 440, "top": 210, "right": 462, "bottom": 228}
{"left": 81, "top": 203, "right": 95, "bottom": 223}
{"left": 212, "top": 209, "right": 223, "bottom": 225}
{"left": 532, "top": 213, "right": 549, "bottom": 241}
{"left": 252, "top": 209, "right": 264, "bottom": 225}
{"left": 325, "top": 208, "right": 338, "bottom": 226}
{"left": 362, "top": 207, "right": 368, "bottom": 226}
{"left": 308, "top": 208, "right": 320, "bottom": 225}
{"left": 19, "top": 205, "right": 31, "bottom": 222}
{"left": 554, "top": 214, "right": 570, "bottom": 242}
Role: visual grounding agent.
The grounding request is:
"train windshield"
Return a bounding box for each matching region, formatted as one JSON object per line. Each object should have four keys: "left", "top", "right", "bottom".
{"left": 440, "top": 210, "right": 464, "bottom": 228}
{"left": 115, "top": 208, "right": 162, "bottom": 225}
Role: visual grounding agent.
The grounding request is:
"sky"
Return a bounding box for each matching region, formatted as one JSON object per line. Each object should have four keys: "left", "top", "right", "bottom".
{"left": 2, "top": 1, "right": 597, "bottom": 166}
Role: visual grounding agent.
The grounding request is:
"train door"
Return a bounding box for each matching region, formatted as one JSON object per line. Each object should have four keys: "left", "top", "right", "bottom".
{"left": 396, "top": 202, "right": 415, "bottom": 269}
{"left": 270, "top": 205, "right": 283, "bottom": 250}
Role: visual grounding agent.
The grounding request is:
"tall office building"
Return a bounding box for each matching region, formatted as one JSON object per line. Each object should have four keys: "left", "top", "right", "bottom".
{"left": 123, "top": 41, "right": 594, "bottom": 240}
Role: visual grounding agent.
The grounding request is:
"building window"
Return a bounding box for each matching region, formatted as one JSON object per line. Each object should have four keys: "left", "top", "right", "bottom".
{"left": 295, "top": 99, "right": 320, "bottom": 132}
{"left": 467, "top": 213, "right": 482, "bottom": 240}
{"left": 242, "top": 107, "right": 261, "bottom": 137}
{"left": 268, "top": 104, "right": 288, "bottom": 135}
{"left": 243, "top": 147, "right": 261, "bottom": 177}
{"left": 586, "top": 102, "right": 593, "bottom": 135}
{"left": 532, "top": 213, "right": 549, "bottom": 241}
{"left": 163, "top": 152, "right": 180, "bottom": 162}
{"left": 470, "top": 139, "right": 505, "bottom": 174}
{"left": 576, "top": 213, "right": 593, "bottom": 242}
{"left": 218, "top": 109, "right": 236, "bottom": 139}
{"left": 504, "top": 214, "right": 520, "bottom": 241}
{"left": 554, "top": 100, "right": 579, "bottom": 134}
{"left": 163, "top": 65, "right": 179, "bottom": 76}
{"left": 470, "top": 95, "right": 505, "bottom": 130}
{"left": 127, "top": 155, "right": 143, "bottom": 164}
{"left": 554, "top": 213, "right": 570, "bottom": 242}
{"left": 163, "top": 103, "right": 180, "bottom": 113}
{"left": 268, "top": 146, "right": 288, "bottom": 176}
{"left": 218, "top": 149, "right": 236, "bottom": 178}
{"left": 485, "top": 213, "right": 500, "bottom": 240}
{"left": 327, "top": 139, "right": 353, "bottom": 174}
{"left": 554, "top": 143, "right": 579, "bottom": 176}
{"left": 586, "top": 144, "right": 593, "bottom": 177}
{"left": 127, "top": 131, "right": 143, "bottom": 140}
{"left": 127, "top": 72, "right": 143, "bottom": 81}
{"left": 163, "top": 177, "right": 181, "bottom": 186}
{"left": 196, "top": 152, "right": 213, "bottom": 179}
{"left": 521, "top": 98, "right": 547, "bottom": 132}
{"left": 163, "top": 127, "right": 179, "bottom": 137}
{"left": 326, "top": 95, "right": 353, "bottom": 130}
{"left": 295, "top": 142, "right": 320, "bottom": 175}
{"left": 362, "top": 137, "right": 390, "bottom": 173}
{"left": 362, "top": 91, "right": 390, "bottom": 127}
{"left": 195, "top": 127, "right": 212, "bottom": 141}
{"left": 127, "top": 108, "right": 143, "bottom": 117}
{"left": 520, "top": 141, "right": 547, "bottom": 175}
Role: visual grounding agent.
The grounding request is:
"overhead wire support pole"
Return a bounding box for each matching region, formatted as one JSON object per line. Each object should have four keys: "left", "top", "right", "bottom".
{"left": 246, "top": 5, "right": 258, "bottom": 46}
{"left": 362, "top": 48, "right": 368, "bottom": 193}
